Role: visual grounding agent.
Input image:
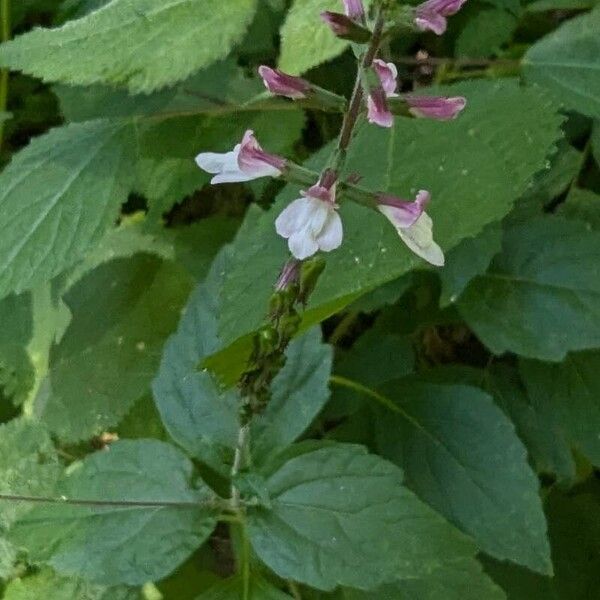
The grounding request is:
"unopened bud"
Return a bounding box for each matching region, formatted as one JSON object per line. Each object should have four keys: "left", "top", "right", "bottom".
{"left": 320, "top": 11, "right": 371, "bottom": 43}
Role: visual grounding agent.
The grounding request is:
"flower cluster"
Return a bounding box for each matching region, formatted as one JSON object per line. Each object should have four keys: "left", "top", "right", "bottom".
{"left": 195, "top": 0, "right": 467, "bottom": 266}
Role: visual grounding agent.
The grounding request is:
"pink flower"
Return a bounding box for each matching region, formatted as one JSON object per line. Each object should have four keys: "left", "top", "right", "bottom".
{"left": 258, "top": 66, "right": 311, "bottom": 99}
{"left": 367, "top": 86, "right": 394, "bottom": 128}
{"left": 343, "top": 0, "right": 365, "bottom": 22}
{"left": 275, "top": 183, "right": 343, "bottom": 260}
{"left": 373, "top": 59, "right": 399, "bottom": 97}
{"left": 405, "top": 95, "right": 466, "bottom": 120}
{"left": 378, "top": 190, "right": 444, "bottom": 266}
{"left": 415, "top": 0, "right": 467, "bottom": 35}
{"left": 195, "top": 130, "right": 286, "bottom": 184}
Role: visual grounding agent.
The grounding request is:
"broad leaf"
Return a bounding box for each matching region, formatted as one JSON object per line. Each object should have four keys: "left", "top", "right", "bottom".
{"left": 247, "top": 444, "right": 476, "bottom": 591}
{"left": 0, "top": 0, "right": 258, "bottom": 93}
{"left": 10, "top": 440, "right": 218, "bottom": 585}
{"left": 215, "top": 80, "right": 563, "bottom": 369}
{"left": 374, "top": 381, "right": 551, "bottom": 574}
{"left": 33, "top": 254, "right": 192, "bottom": 443}
{"left": 520, "top": 352, "right": 600, "bottom": 468}
{"left": 3, "top": 568, "right": 138, "bottom": 600}
{"left": 524, "top": 7, "right": 600, "bottom": 118}
{"left": 458, "top": 217, "right": 600, "bottom": 360}
{"left": 0, "top": 120, "right": 134, "bottom": 300}
{"left": 455, "top": 8, "right": 517, "bottom": 58}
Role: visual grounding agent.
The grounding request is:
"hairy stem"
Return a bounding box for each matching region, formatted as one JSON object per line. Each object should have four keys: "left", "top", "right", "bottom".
{"left": 0, "top": 0, "right": 10, "bottom": 153}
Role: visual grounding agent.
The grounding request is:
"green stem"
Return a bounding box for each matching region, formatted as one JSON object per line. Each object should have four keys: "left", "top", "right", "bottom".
{"left": 0, "top": 0, "right": 10, "bottom": 153}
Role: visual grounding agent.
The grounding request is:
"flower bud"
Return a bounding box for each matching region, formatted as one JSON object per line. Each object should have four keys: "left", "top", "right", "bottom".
{"left": 389, "top": 95, "right": 466, "bottom": 120}
{"left": 258, "top": 66, "right": 312, "bottom": 99}
{"left": 343, "top": 0, "right": 366, "bottom": 22}
{"left": 320, "top": 11, "right": 371, "bottom": 43}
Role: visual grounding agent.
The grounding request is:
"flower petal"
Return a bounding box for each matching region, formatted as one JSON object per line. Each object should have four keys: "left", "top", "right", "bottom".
{"left": 398, "top": 212, "right": 445, "bottom": 266}
{"left": 316, "top": 210, "right": 343, "bottom": 252}
{"left": 288, "top": 231, "right": 320, "bottom": 260}
{"left": 195, "top": 151, "right": 232, "bottom": 174}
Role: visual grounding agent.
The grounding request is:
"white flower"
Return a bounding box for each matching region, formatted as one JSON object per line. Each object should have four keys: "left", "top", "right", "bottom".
{"left": 195, "top": 130, "right": 285, "bottom": 184}
{"left": 275, "top": 184, "right": 343, "bottom": 260}
{"left": 378, "top": 190, "right": 445, "bottom": 266}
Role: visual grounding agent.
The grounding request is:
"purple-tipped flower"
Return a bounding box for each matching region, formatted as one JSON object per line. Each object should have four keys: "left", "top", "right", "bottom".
{"left": 258, "top": 66, "right": 311, "bottom": 99}
{"left": 275, "top": 259, "right": 301, "bottom": 291}
{"left": 343, "top": 0, "right": 365, "bottom": 22}
{"left": 320, "top": 11, "right": 371, "bottom": 42}
{"left": 405, "top": 95, "right": 466, "bottom": 120}
{"left": 367, "top": 87, "right": 394, "bottom": 128}
{"left": 378, "top": 190, "right": 444, "bottom": 266}
{"left": 415, "top": 0, "right": 467, "bottom": 35}
{"left": 195, "top": 130, "right": 286, "bottom": 184}
{"left": 275, "top": 181, "right": 343, "bottom": 260}
{"left": 373, "top": 59, "right": 399, "bottom": 97}
{"left": 367, "top": 60, "right": 398, "bottom": 128}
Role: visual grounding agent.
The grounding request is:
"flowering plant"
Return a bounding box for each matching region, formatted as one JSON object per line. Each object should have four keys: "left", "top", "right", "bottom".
{"left": 0, "top": 0, "right": 597, "bottom": 598}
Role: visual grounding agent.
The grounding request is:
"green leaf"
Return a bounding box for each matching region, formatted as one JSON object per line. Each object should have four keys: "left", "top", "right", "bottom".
{"left": 557, "top": 187, "right": 600, "bottom": 230}
{"left": 0, "top": 0, "right": 258, "bottom": 93}
{"left": 520, "top": 351, "right": 600, "bottom": 468}
{"left": 486, "top": 482, "right": 600, "bottom": 599}
{"left": 247, "top": 444, "right": 477, "bottom": 591}
{"left": 484, "top": 364, "right": 576, "bottom": 483}
{"left": 374, "top": 381, "right": 551, "bottom": 574}
{"left": 341, "top": 559, "right": 505, "bottom": 599}
{"left": 0, "top": 418, "right": 60, "bottom": 529}
{"left": 10, "top": 440, "right": 218, "bottom": 585}
{"left": 526, "top": 0, "right": 596, "bottom": 11}
{"left": 33, "top": 254, "right": 192, "bottom": 443}
{"left": 0, "top": 537, "right": 16, "bottom": 580}
{"left": 455, "top": 9, "right": 517, "bottom": 58}
{"left": 251, "top": 327, "right": 333, "bottom": 461}
{"left": 439, "top": 221, "right": 502, "bottom": 306}
{"left": 3, "top": 568, "right": 138, "bottom": 600}
{"left": 152, "top": 249, "right": 240, "bottom": 474}
{"left": 195, "top": 574, "right": 292, "bottom": 599}
{"left": 278, "top": 0, "right": 371, "bottom": 74}
{"left": 524, "top": 7, "right": 600, "bottom": 118}
{"left": 458, "top": 216, "right": 600, "bottom": 360}
{"left": 0, "top": 120, "right": 134, "bottom": 300}
{"left": 216, "top": 80, "right": 563, "bottom": 365}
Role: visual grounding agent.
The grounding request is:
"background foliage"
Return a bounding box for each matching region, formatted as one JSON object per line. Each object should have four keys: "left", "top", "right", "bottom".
{"left": 0, "top": 0, "right": 599, "bottom": 598}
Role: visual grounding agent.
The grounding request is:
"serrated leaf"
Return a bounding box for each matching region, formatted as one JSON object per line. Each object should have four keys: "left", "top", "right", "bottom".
{"left": 216, "top": 80, "right": 563, "bottom": 363}
{"left": 374, "top": 381, "right": 551, "bottom": 574}
{"left": 524, "top": 7, "right": 600, "bottom": 118}
{"left": 278, "top": 0, "right": 371, "bottom": 74}
{"left": 0, "top": 119, "right": 134, "bottom": 300}
{"left": 0, "top": 537, "right": 16, "bottom": 580}
{"left": 3, "top": 568, "right": 138, "bottom": 600}
{"left": 520, "top": 351, "right": 600, "bottom": 468}
{"left": 458, "top": 216, "right": 600, "bottom": 360}
{"left": 33, "top": 255, "right": 191, "bottom": 443}
{"left": 10, "top": 440, "right": 218, "bottom": 585}
{"left": 0, "top": 0, "right": 258, "bottom": 93}
{"left": 247, "top": 444, "right": 476, "bottom": 591}
{"left": 152, "top": 249, "right": 240, "bottom": 474}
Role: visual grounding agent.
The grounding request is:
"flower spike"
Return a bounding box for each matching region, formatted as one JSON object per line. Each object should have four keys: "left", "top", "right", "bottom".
{"left": 378, "top": 190, "right": 445, "bottom": 266}
{"left": 275, "top": 179, "right": 343, "bottom": 260}
{"left": 195, "top": 130, "right": 286, "bottom": 184}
